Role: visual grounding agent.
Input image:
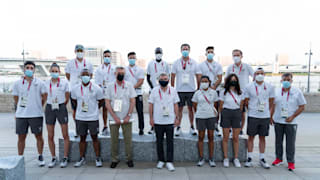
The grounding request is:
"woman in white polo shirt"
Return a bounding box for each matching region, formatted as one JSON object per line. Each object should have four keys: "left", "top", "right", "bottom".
{"left": 219, "top": 74, "right": 243, "bottom": 168}
{"left": 44, "top": 63, "right": 70, "bottom": 168}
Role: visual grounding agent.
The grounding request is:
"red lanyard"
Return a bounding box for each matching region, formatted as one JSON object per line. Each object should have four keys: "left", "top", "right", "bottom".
{"left": 229, "top": 91, "right": 238, "bottom": 105}
{"left": 206, "top": 62, "right": 213, "bottom": 72}
{"left": 154, "top": 62, "right": 164, "bottom": 73}
{"left": 233, "top": 64, "right": 243, "bottom": 75}
{"left": 281, "top": 88, "right": 290, "bottom": 102}
{"left": 181, "top": 59, "right": 190, "bottom": 70}
{"left": 159, "top": 87, "right": 171, "bottom": 100}
{"left": 22, "top": 77, "right": 32, "bottom": 91}
{"left": 201, "top": 91, "right": 211, "bottom": 104}
{"left": 114, "top": 82, "right": 125, "bottom": 95}
{"left": 80, "top": 83, "right": 92, "bottom": 96}
{"left": 128, "top": 67, "right": 135, "bottom": 77}
{"left": 75, "top": 59, "right": 86, "bottom": 69}
{"left": 255, "top": 84, "right": 267, "bottom": 96}
{"left": 49, "top": 78, "right": 60, "bottom": 95}
{"left": 102, "top": 64, "right": 111, "bottom": 73}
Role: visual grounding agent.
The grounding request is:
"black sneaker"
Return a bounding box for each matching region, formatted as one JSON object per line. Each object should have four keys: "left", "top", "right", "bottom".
{"left": 127, "top": 160, "right": 134, "bottom": 168}
{"left": 110, "top": 161, "right": 119, "bottom": 168}
{"left": 148, "top": 127, "right": 154, "bottom": 135}
{"left": 240, "top": 130, "right": 243, "bottom": 135}
{"left": 139, "top": 130, "right": 144, "bottom": 136}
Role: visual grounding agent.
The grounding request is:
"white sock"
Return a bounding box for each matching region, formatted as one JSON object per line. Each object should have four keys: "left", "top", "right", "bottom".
{"left": 259, "top": 153, "right": 265, "bottom": 160}
{"left": 248, "top": 152, "right": 253, "bottom": 159}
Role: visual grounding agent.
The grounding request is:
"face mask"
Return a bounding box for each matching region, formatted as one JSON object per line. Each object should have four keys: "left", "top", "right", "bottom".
{"left": 81, "top": 76, "right": 90, "bottom": 84}
{"left": 25, "top": 70, "right": 33, "bottom": 77}
{"left": 282, "top": 81, "right": 291, "bottom": 89}
{"left": 76, "top": 52, "right": 84, "bottom": 59}
{"left": 50, "top": 72, "right": 59, "bottom": 79}
{"left": 255, "top": 74, "right": 265, "bottom": 82}
{"left": 230, "top": 81, "right": 238, "bottom": 86}
{"left": 200, "top": 82, "right": 209, "bottom": 90}
{"left": 117, "top": 74, "right": 124, "bottom": 81}
{"left": 182, "top": 50, "right": 189, "bottom": 57}
{"left": 159, "top": 80, "right": 169, "bottom": 87}
{"left": 128, "top": 59, "right": 136, "bottom": 65}
{"left": 233, "top": 56, "right": 241, "bottom": 64}
{"left": 156, "top": 53, "right": 162, "bottom": 60}
{"left": 104, "top": 57, "right": 111, "bottom": 64}
{"left": 207, "top": 53, "right": 214, "bottom": 60}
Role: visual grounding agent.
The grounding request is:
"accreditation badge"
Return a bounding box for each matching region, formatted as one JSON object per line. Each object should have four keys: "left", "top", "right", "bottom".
{"left": 52, "top": 97, "right": 59, "bottom": 110}
{"left": 162, "top": 106, "right": 169, "bottom": 116}
{"left": 20, "top": 96, "right": 28, "bottom": 107}
{"left": 182, "top": 74, "right": 190, "bottom": 84}
{"left": 113, "top": 99, "right": 122, "bottom": 112}
{"left": 81, "top": 101, "right": 89, "bottom": 112}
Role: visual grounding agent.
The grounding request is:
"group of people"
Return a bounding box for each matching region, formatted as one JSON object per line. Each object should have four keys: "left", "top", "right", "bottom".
{"left": 12, "top": 43, "right": 306, "bottom": 172}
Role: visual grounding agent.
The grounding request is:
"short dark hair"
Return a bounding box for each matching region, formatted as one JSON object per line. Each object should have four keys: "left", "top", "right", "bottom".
{"left": 282, "top": 72, "right": 293, "bottom": 78}
{"left": 200, "top": 75, "right": 211, "bottom": 85}
{"left": 50, "top": 62, "right": 60, "bottom": 70}
{"left": 24, "top": 61, "right": 35, "bottom": 68}
{"left": 206, "top": 46, "right": 214, "bottom": 51}
{"left": 127, "top": 52, "right": 136, "bottom": 57}
{"left": 180, "top": 43, "right": 190, "bottom": 50}
{"left": 104, "top": 50, "right": 111, "bottom": 54}
{"left": 232, "top": 49, "right": 243, "bottom": 56}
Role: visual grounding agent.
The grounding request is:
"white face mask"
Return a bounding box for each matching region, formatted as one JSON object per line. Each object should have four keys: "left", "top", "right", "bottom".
{"left": 255, "top": 74, "right": 265, "bottom": 82}
{"left": 76, "top": 52, "right": 84, "bottom": 59}
{"left": 200, "top": 82, "right": 209, "bottom": 90}
{"left": 155, "top": 53, "right": 162, "bottom": 60}
{"left": 233, "top": 56, "right": 241, "bottom": 64}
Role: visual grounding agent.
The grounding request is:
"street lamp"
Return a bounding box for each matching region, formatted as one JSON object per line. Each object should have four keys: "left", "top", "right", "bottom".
{"left": 305, "top": 44, "right": 313, "bottom": 93}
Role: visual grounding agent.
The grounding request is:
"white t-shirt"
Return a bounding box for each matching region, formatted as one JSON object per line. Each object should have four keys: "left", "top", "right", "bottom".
{"left": 220, "top": 90, "right": 243, "bottom": 110}
{"left": 71, "top": 82, "right": 104, "bottom": 121}
{"left": 45, "top": 78, "right": 69, "bottom": 105}
{"left": 94, "top": 63, "right": 115, "bottom": 89}
{"left": 273, "top": 87, "right": 306, "bottom": 124}
{"left": 105, "top": 81, "right": 137, "bottom": 121}
{"left": 65, "top": 58, "right": 93, "bottom": 89}
{"left": 124, "top": 65, "right": 145, "bottom": 95}
{"left": 226, "top": 63, "right": 254, "bottom": 90}
{"left": 198, "top": 60, "right": 223, "bottom": 86}
{"left": 191, "top": 89, "right": 219, "bottom": 119}
{"left": 243, "top": 82, "right": 275, "bottom": 118}
{"left": 12, "top": 77, "right": 47, "bottom": 118}
{"left": 147, "top": 60, "right": 171, "bottom": 88}
{"left": 148, "top": 86, "right": 180, "bottom": 125}
{"left": 171, "top": 58, "right": 201, "bottom": 92}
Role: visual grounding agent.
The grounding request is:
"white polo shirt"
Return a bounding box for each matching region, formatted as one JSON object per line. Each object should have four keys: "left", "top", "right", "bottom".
{"left": 45, "top": 78, "right": 69, "bottom": 105}
{"left": 94, "top": 63, "right": 115, "bottom": 89}
{"left": 198, "top": 60, "right": 223, "bottom": 86}
{"left": 171, "top": 58, "right": 201, "bottom": 92}
{"left": 71, "top": 82, "right": 104, "bottom": 121}
{"left": 105, "top": 81, "right": 137, "bottom": 121}
{"left": 273, "top": 87, "right": 306, "bottom": 124}
{"left": 12, "top": 77, "right": 47, "bottom": 118}
{"left": 191, "top": 89, "right": 219, "bottom": 119}
{"left": 226, "top": 63, "right": 254, "bottom": 90}
{"left": 220, "top": 90, "right": 243, "bottom": 110}
{"left": 243, "top": 81, "right": 275, "bottom": 118}
{"left": 65, "top": 58, "right": 93, "bottom": 89}
{"left": 124, "top": 65, "right": 145, "bottom": 95}
{"left": 148, "top": 86, "right": 180, "bottom": 125}
{"left": 147, "top": 60, "right": 171, "bottom": 88}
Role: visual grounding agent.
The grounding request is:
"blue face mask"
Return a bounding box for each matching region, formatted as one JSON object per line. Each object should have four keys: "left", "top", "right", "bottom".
{"left": 81, "top": 76, "right": 90, "bottom": 84}
{"left": 104, "top": 57, "right": 111, "bottom": 64}
{"left": 50, "top": 72, "right": 59, "bottom": 79}
{"left": 182, "top": 50, "right": 189, "bottom": 57}
{"left": 25, "top": 70, "right": 33, "bottom": 77}
{"left": 128, "top": 59, "right": 136, "bottom": 65}
{"left": 207, "top": 53, "right": 214, "bottom": 60}
{"left": 282, "top": 81, "right": 291, "bottom": 88}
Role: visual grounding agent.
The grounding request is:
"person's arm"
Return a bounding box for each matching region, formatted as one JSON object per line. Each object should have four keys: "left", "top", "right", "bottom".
{"left": 105, "top": 99, "right": 121, "bottom": 124}
{"left": 269, "top": 98, "right": 275, "bottom": 124}
{"left": 212, "top": 75, "right": 222, "bottom": 90}
{"left": 196, "top": 74, "right": 201, "bottom": 90}
{"left": 171, "top": 73, "right": 176, "bottom": 87}
{"left": 192, "top": 102, "right": 197, "bottom": 114}
{"left": 66, "top": 73, "right": 70, "bottom": 81}
{"left": 244, "top": 98, "right": 249, "bottom": 109}
{"left": 147, "top": 74, "right": 153, "bottom": 89}
{"left": 214, "top": 101, "right": 219, "bottom": 120}
{"left": 98, "top": 99, "right": 104, "bottom": 108}
{"left": 174, "top": 103, "right": 179, "bottom": 126}
{"left": 64, "top": 92, "right": 70, "bottom": 105}
{"left": 41, "top": 93, "right": 47, "bottom": 106}
{"left": 13, "top": 96, "right": 18, "bottom": 111}
{"left": 134, "top": 79, "right": 144, "bottom": 89}
{"left": 124, "top": 97, "right": 136, "bottom": 123}
{"left": 240, "top": 100, "right": 246, "bottom": 129}
{"left": 149, "top": 103, "right": 154, "bottom": 127}
{"left": 286, "top": 105, "right": 305, "bottom": 123}
{"left": 71, "top": 98, "right": 77, "bottom": 109}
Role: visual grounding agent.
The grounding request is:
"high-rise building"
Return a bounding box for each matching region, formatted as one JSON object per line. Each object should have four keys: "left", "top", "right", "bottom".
{"left": 111, "top": 51, "right": 123, "bottom": 66}
{"left": 84, "top": 46, "right": 104, "bottom": 65}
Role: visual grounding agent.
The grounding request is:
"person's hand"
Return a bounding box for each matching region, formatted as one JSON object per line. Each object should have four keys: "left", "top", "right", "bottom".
{"left": 286, "top": 116, "right": 294, "bottom": 123}
{"left": 72, "top": 111, "right": 76, "bottom": 120}
{"left": 174, "top": 117, "right": 180, "bottom": 127}
{"left": 114, "top": 117, "right": 121, "bottom": 125}
{"left": 270, "top": 117, "right": 274, "bottom": 125}
{"left": 150, "top": 118, "right": 154, "bottom": 127}
{"left": 123, "top": 115, "right": 130, "bottom": 124}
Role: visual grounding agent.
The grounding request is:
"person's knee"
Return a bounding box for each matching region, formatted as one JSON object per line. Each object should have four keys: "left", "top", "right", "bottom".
{"left": 198, "top": 135, "right": 204, "bottom": 142}
{"left": 233, "top": 136, "right": 239, "bottom": 143}
{"left": 91, "top": 135, "right": 98, "bottom": 142}
{"left": 80, "top": 136, "right": 86, "bottom": 143}
{"left": 259, "top": 136, "right": 266, "bottom": 142}
{"left": 35, "top": 134, "right": 43, "bottom": 141}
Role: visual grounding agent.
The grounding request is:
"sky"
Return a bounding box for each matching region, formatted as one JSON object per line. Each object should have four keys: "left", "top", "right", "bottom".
{"left": 1, "top": 0, "right": 320, "bottom": 65}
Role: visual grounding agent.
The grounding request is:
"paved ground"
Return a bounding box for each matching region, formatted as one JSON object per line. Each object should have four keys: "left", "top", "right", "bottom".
{"left": 0, "top": 112, "right": 320, "bottom": 180}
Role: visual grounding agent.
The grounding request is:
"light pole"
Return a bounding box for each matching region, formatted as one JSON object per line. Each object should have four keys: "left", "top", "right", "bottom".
{"left": 21, "top": 43, "right": 29, "bottom": 64}
{"left": 305, "top": 44, "right": 313, "bottom": 93}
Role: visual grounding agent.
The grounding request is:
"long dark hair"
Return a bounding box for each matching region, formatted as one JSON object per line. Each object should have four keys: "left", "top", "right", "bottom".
{"left": 224, "top": 74, "right": 241, "bottom": 95}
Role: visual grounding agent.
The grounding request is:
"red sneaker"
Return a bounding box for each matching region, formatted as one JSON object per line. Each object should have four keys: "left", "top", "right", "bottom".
{"left": 288, "top": 162, "right": 295, "bottom": 171}
{"left": 272, "top": 158, "right": 283, "bottom": 166}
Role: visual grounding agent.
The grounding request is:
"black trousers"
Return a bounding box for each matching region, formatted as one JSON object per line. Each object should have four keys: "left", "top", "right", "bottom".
{"left": 155, "top": 124, "right": 174, "bottom": 162}
{"left": 136, "top": 95, "right": 144, "bottom": 131}
{"left": 274, "top": 123, "right": 297, "bottom": 163}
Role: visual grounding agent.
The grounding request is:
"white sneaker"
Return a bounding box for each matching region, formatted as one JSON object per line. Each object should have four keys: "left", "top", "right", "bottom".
{"left": 166, "top": 162, "right": 175, "bottom": 172}
{"left": 223, "top": 158, "right": 229, "bottom": 168}
{"left": 101, "top": 127, "right": 108, "bottom": 136}
{"left": 60, "top": 157, "right": 68, "bottom": 168}
{"left": 197, "top": 158, "right": 205, "bottom": 167}
{"left": 74, "top": 157, "right": 86, "bottom": 167}
{"left": 209, "top": 159, "right": 216, "bottom": 167}
{"left": 233, "top": 158, "right": 241, "bottom": 168}
{"left": 190, "top": 127, "right": 197, "bottom": 136}
{"left": 156, "top": 161, "right": 165, "bottom": 169}
{"left": 38, "top": 155, "right": 45, "bottom": 167}
{"left": 175, "top": 127, "right": 181, "bottom": 136}
{"left": 48, "top": 157, "right": 57, "bottom": 168}
{"left": 260, "top": 159, "right": 270, "bottom": 169}
{"left": 244, "top": 157, "right": 253, "bottom": 167}
{"left": 95, "top": 157, "right": 103, "bottom": 167}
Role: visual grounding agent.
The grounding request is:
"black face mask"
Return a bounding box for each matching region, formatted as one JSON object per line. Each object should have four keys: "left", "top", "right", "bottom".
{"left": 117, "top": 74, "right": 124, "bottom": 81}
{"left": 159, "top": 80, "right": 169, "bottom": 87}
{"left": 230, "top": 81, "right": 238, "bottom": 86}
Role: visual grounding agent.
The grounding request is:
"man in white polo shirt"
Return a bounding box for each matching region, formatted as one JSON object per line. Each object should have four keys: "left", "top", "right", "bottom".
{"left": 147, "top": 47, "right": 171, "bottom": 134}
{"left": 243, "top": 67, "right": 275, "bottom": 169}
{"left": 95, "top": 49, "right": 115, "bottom": 135}
{"left": 271, "top": 73, "right": 306, "bottom": 171}
{"left": 12, "top": 61, "right": 47, "bottom": 167}
{"left": 149, "top": 73, "right": 180, "bottom": 171}
{"left": 171, "top": 43, "right": 201, "bottom": 136}
{"left": 71, "top": 69, "right": 105, "bottom": 168}
{"left": 124, "top": 52, "right": 145, "bottom": 135}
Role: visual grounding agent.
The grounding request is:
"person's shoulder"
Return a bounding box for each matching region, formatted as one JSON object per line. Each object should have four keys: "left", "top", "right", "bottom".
{"left": 147, "top": 60, "right": 155, "bottom": 66}
{"left": 72, "top": 84, "right": 81, "bottom": 91}
{"left": 190, "top": 58, "right": 198, "bottom": 64}
{"left": 226, "top": 64, "right": 233, "bottom": 70}
{"left": 34, "top": 77, "right": 45, "bottom": 84}
{"left": 173, "top": 58, "right": 181, "bottom": 64}
{"left": 291, "top": 86, "right": 303, "bottom": 95}
{"left": 214, "top": 61, "right": 222, "bottom": 67}
{"left": 66, "top": 59, "right": 75, "bottom": 65}
{"left": 14, "top": 77, "right": 23, "bottom": 85}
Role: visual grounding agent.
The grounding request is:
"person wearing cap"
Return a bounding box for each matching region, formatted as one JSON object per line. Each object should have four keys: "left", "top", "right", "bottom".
{"left": 94, "top": 49, "right": 115, "bottom": 136}
{"left": 243, "top": 67, "right": 275, "bottom": 169}
{"left": 124, "top": 52, "right": 145, "bottom": 135}
{"left": 146, "top": 47, "right": 171, "bottom": 135}
{"left": 270, "top": 73, "right": 306, "bottom": 171}
{"left": 105, "top": 66, "right": 137, "bottom": 168}
{"left": 71, "top": 68, "right": 105, "bottom": 168}
{"left": 12, "top": 61, "right": 47, "bottom": 167}
{"left": 65, "top": 44, "right": 93, "bottom": 136}
{"left": 171, "top": 43, "right": 201, "bottom": 136}
{"left": 44, "top": 63, "right": 70, "bottom": 168}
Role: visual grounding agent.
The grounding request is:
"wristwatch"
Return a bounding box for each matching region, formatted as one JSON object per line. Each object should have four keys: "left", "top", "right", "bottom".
{"left": 127, "top": 113, "right": 132, "bottom": 117}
